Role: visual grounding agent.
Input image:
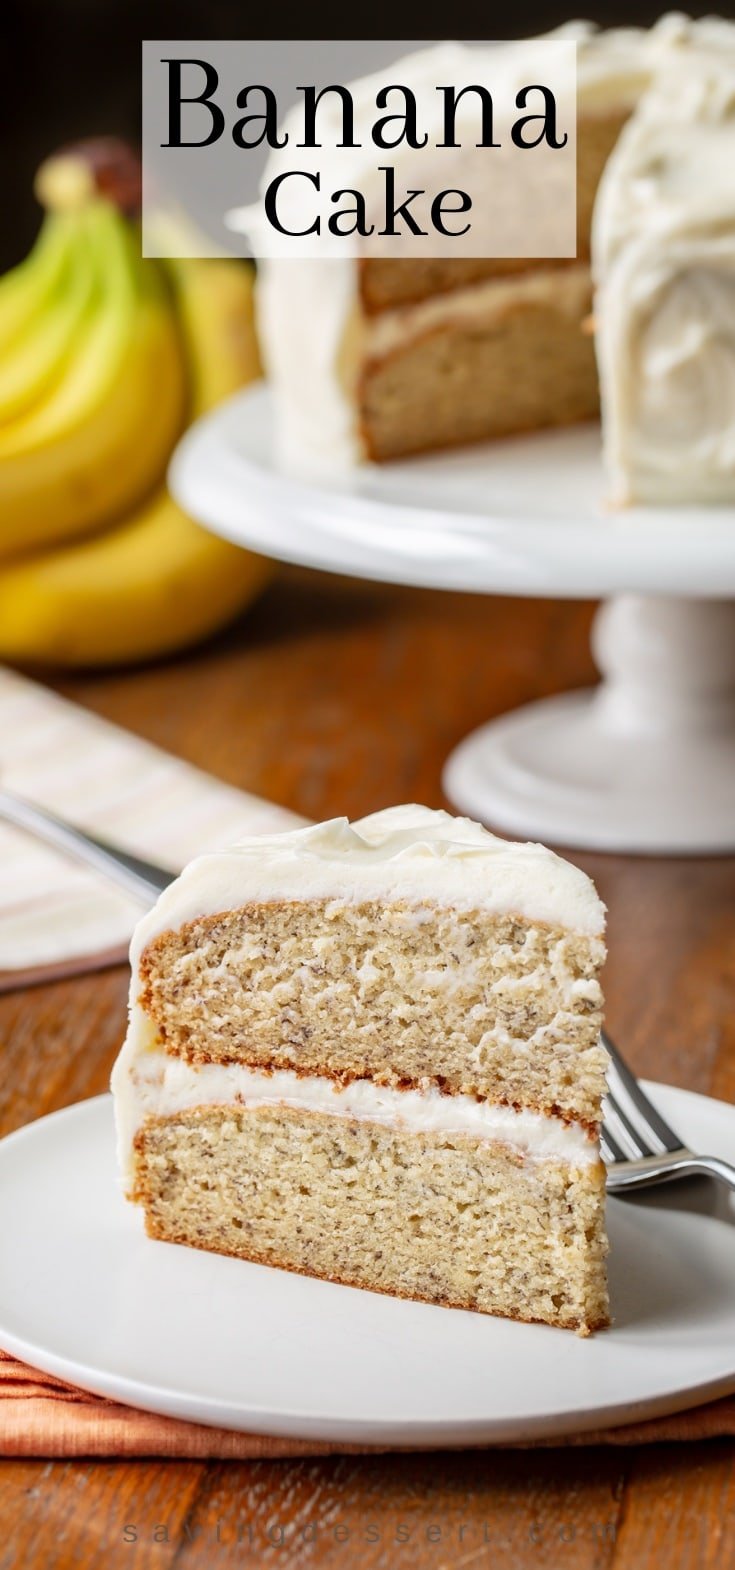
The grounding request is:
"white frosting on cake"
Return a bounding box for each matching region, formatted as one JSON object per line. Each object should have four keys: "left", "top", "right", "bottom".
{"left": 554, "top": 12, "right": 729, "bottom": 110}
{"left": 593, "top": 34, "right": 735, "bottom": 503}
{"left": 113, "top": 1047, "right": 599, "bottom": 1186}
{"left": 127, "top": 806, "right": 605, "bottom": 966}
{"left": 245, "top": 17, "right": 726, "bottom": 473}
{"left": 111, "top": 806, "right": 604, "bottom": 1188}
{"left": 256, "top": 255, "right": 358, "bottom": 472}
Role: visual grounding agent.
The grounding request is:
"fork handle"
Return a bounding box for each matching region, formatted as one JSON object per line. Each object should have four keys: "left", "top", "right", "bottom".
{"left": 607, "top": 1151, "right": 735, "bottom": 1195}
{"left": 0, "top": 788, "right": 173, "bottom": 904}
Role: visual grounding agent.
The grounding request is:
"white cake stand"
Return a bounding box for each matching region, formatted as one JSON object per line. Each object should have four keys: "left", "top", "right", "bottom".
{"left": 170, "top": 384, "right": 735, "bottom": 855}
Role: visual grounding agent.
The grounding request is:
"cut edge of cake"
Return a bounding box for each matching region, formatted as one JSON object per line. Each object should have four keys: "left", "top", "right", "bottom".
{"left": 111, "top": 805, "right": 610, "bottom": 1335}
{"left": 250, "top": 16, "right": 726, "bottom": 474}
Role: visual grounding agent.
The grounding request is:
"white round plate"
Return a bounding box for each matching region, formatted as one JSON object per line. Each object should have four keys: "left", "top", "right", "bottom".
{"left": 1, "top": 1087, "right": 735, "bottom": 1445}
{"left": 169, "top": 385, "right": 735, "bottom": 599}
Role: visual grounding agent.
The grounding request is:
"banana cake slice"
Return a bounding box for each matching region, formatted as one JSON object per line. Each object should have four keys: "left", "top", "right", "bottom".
{"left": 112, "top": 805, "right": 609, "bottom": 1333}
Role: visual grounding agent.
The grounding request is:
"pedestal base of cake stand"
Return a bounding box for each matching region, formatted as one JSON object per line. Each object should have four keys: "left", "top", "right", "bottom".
{"left": 443, "top": 596, "right": 735, "bottom": 854}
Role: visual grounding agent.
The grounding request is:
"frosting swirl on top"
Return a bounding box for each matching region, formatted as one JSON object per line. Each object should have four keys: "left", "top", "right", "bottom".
{"left": 129, "top": 805, "right": 605, "bottom": 964}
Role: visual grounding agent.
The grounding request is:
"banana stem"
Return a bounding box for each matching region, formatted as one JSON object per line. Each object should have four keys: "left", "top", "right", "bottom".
{"left": 35, "top": 140, "right": 142, "bottom": 217}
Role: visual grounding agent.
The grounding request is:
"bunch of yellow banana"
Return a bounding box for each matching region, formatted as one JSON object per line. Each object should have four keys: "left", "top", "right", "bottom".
{"left": 0, "top": 149, "right": 269, "bottom": 666}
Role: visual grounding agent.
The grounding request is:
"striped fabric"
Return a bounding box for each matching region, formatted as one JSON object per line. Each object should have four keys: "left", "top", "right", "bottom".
{"left": 0, "top": 668, "right": 303, "bottom": 978}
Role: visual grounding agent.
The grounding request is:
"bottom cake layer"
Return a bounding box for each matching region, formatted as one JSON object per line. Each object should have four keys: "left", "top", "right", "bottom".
{"left": 132, "top": 1103, "right": 609, "bottom": 1334}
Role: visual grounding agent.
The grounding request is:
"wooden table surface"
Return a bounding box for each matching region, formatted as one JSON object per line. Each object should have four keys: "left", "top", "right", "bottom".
{"left": 1, "top": 568, "right": 734, "bottom": 1570}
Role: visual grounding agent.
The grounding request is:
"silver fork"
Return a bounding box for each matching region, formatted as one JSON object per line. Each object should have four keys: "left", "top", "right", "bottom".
{"left": 0, "top": 786, "right": 173, "bottom": 904}
{"left": 602, "top": 1031, "right": 735, "bottom": 1195}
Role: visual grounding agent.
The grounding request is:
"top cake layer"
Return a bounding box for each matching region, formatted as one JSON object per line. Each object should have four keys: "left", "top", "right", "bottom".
{"left": 130, "top": 805, "right": 605, "bottom": 964}
{"left": 118, "top": 805, "right": 606, "bottom": 1128}
{"left": 117, "top": 806, "right": 607, "bottom": 1133}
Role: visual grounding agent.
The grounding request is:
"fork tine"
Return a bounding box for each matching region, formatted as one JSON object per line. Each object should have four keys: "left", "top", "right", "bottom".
{"left": 602, "top": 1030, "right": 683, "bottom": 1153}
{"left": 604, "top": 1090, "right": 653, "bottom": 1159}
{"left": 600, "top": 1125, "right": 626, "bottom": 1165}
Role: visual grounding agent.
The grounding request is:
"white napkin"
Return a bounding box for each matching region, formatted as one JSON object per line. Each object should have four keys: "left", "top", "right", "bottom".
{"left": 0, "top": 668, "right": 304, "bottom": 974}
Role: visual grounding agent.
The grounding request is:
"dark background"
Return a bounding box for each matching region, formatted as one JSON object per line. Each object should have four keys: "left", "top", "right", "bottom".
{"left": 5, "top": 0, "right": 735, "bottom": 267}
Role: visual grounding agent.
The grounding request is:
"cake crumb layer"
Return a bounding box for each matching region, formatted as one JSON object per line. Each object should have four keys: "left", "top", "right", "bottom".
{"left": 139, "top": 901, "right": 606, "bottom": 1122}
{"left": 133, "top": 1104, "right": 610, "bottom": 1334}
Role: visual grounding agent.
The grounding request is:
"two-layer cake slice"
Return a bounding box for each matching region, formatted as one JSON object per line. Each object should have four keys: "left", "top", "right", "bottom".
{"left": 112, "top": 806, "right": 610, "bottom": 1332}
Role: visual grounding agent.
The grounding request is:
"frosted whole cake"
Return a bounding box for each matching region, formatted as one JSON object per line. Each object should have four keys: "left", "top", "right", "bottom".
{"left": 593, "top": 31, "right": 735, "bottom": 503}
{"left": 248, "top": 15, "right": 725, "bottom": 472}
{"left": 112, "top": 805, "right": 610, "bottom": 1334}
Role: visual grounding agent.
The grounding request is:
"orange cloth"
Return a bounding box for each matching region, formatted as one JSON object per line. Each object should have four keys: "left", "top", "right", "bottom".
{"left": 2, "top": 1350, "right": 734, "bottom": 1457}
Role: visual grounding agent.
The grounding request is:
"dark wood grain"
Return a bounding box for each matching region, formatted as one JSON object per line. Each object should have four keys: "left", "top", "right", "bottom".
{"left": 1, "top": 567, "right": 734, "bottom": 1570}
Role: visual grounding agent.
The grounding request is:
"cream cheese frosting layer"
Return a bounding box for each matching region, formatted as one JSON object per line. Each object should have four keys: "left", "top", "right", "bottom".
{"left": 256, "top": 256, "right": 358, "bottom": 472}
{"left": 553, "top": 13, "right": 734, "bottom": 111}
{"left": 363, "top": 265, "right": 593, "bottom": 363}
{"left": 114, "top": 1049, "right": 600, "bottom": 1185}
{"left": 127, "top": 806, "right": 605, "bottom": 967}
{"left": 593, "top": 38, "right": 735, "bottom": 503}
